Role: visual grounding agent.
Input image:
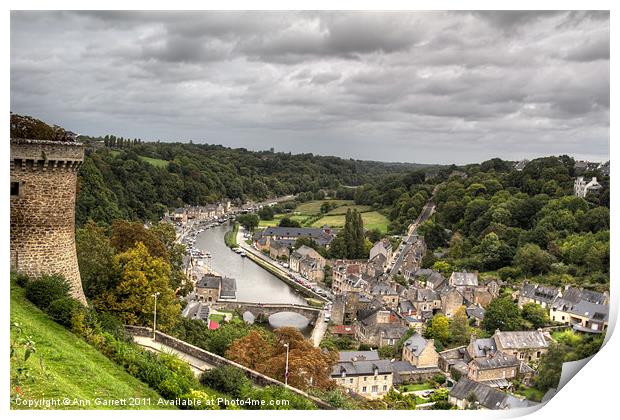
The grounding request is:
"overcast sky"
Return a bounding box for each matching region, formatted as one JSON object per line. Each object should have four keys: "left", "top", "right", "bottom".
{"left": 10, "top": 11, "right": 609, "bottom": 164}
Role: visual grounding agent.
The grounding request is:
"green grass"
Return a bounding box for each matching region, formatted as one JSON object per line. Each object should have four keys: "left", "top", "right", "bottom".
{"left": 325, "top": 204, "right": 373, "bottom": 215}
{"left": 399, "top": 382, "right": 434, "bottom": 392}
{"left": 518, "top": 388, "right": 545, "bottom": 402}
{"left": 138, "top": 156, "right": 168, "bottom": 168}
{"left": 294, "top": 200, "right": 354, "bottom": 215}
{"left": 257, "top": 214, "right": 307, "bottom": 228}
{"left": 209, "top": 314, "right": 225, "bottom": 324}
{"left": 310, "top": 211, "right": 390, "bottom": 233}
{"left": 224, "top": 222, "right": 239, "bottom": 248}
{"left": 108, "top": 150, "right": 168, "bottom": 168}
{"left": 10, "top": 282, "right": 164, "bottom": 410}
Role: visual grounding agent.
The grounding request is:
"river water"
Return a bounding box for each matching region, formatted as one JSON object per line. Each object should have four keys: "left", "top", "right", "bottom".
{"left": 194, "top": 223, "right": 306, "bottom": 305}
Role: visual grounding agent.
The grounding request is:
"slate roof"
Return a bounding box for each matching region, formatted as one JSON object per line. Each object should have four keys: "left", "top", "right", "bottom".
{"left": 470, "top": 338, "right": 497, "bottom": 358}
{"left": 553, "top": 298, "right": 609, "bottom": 321}
{"left": 403, "top": 332, "right": 430, "bottom": 356}
{"left": 449, "top": 378, "right": 509, "bottom": 409}
{"left": 196, "top": 274, "right": 221, "bottom": 289}
{"left": 261, "top": 226, "right": 337, "bottom": 246}
{"left": 466, "top": 305, "right": 486, "bottom": 321}
{"left": 372, "top": 282, "right": 397, "bottom": 295}
{"left": 450, "top": 272, "right": 479, "bottom": 287}
{"left": 471, "top": 351, "right": 518, "bottom": 370}
{"left": 338, "top": 350, "right": 380, "bottom": 362}
{"left": 332, "top": 359, "right": 393, "bottom": 377}
{"left": 219, "top": 277, "right": 237, "bottom": 299}
{"left": 520, "top": 283, "right": 561, "bottom": 304}
{"left": 494, "top": 330, "right": 549, "bottom": 350}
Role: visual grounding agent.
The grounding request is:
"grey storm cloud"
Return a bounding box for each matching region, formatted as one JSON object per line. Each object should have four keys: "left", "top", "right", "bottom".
{"left": 10, "top": 10, "right": 609, "bottom": 164}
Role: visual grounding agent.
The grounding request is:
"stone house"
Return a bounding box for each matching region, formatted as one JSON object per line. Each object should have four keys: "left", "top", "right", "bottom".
{"left": 550, "top": 298, "right": 608, "bottom": 333}
{"left": 332, "top": 262, "right": 371, "bottom": 295}
{"left": 440, "top": 287, "right": 464, "bottom": 317}
{"left": 195, "top": 274, "right": 237, "bottom": 302}
{"left": 467, "top": 351, "right": 519, "bottom": 384}
{"left": 369, "top": 239, "right": 392, "bottom": 263}
{"left": 332, "top": 351, "right": 393, "bottom": 400}
{"left": 402, "top": 332, "right": 439, "bottom": 368}
{"left": 290, "top": 245, "right": 323, "bottom": 270}
{"left": 449, "top": 271, "right": 479, "bottom": 289}
{"left": 517, "top": 282, "right": 561, "bottom": 309}
{"left": 356, "top": 309, "right": 408, "bottom": 347}
{"left": 407, "top": 287, "right": 442, "bottom": 320}
{"left": 493, "top": 330, "right": 550, "bottom": 363}
{"left": 269, "top": 240, "right": 290, "bottom": 261}
{"left": 371, "top": 282, "right": 399, "bottom": 309}
{"left": 449, "top": 378, "right": 533, "bottom": 410}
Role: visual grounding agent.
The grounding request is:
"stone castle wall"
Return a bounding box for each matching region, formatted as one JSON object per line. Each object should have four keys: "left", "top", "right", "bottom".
{"left": 10, "top": 138, "right": 87, "bottom": 304}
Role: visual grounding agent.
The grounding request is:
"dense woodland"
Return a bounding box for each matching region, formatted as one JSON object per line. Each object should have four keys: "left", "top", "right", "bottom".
{"left": 75, "top": 137, "right": 432, "bottom": 225}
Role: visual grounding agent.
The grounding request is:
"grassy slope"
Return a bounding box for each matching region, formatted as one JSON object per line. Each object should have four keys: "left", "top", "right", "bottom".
{"left": 10, "top": 283, "right": 164, "bottom": 410}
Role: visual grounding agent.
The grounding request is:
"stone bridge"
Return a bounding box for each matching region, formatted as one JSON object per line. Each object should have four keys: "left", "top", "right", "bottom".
{"left": 211, "top": 301, "right": 321, "bottom": 323}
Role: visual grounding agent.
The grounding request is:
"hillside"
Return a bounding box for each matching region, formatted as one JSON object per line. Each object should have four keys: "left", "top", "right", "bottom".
{"left": 10, "top": 282, "right": 165, "bottom": 410}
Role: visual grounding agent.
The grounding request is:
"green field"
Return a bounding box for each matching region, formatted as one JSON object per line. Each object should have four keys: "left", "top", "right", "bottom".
{"left": 310, "top": 211, "right": 390, "bottom": 233}
{"left": 294, "top": 200, "right": 354, "bottom": 215}
{"left": 10, "top": 283, "right": 164, "bottom": 410}
{"left": 325, "top": 204, "right": 373, "bottom": 215}
{"left": 109, "top": 150, "right": 168, "bottom": 168}
{"left": 138, "top": 156, "right": 168, "bottom": 168}
{"left": 256, "top": 200, "right": 389, "bottom": 232}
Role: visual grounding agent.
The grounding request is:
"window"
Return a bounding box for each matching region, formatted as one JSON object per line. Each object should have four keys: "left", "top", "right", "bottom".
{"left": 372, "top": 385, "right": 378, "bottom": 393}
{"left": 363, "top": 377, "right": 367, "bottom": 381}
{"left": 10, "top": 181, "right": 20, "bottom": 197}
{"left": 384, "top": 375, "right": 387, "bottom": 380}
{"left": 349, "top": 378, "right": 353, "bottom": 384}
{"left": 383, "top": 385, "right": 388, "bottom": 391}
{"left": 362, "top": 386, "right": 367, "bottom": 392}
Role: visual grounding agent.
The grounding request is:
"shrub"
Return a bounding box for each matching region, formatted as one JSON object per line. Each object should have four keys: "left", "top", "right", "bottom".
{"left": 47, "top": 297, "right": 83, "bottom": 327}
{"left": 15, "top": 272, "right": 30, "bottom": 287}
{"left": 178, "top": 389, "right": 222, "bottom": 410}
{"left": 200, "top": 366, "right": 250, "bottom": 397}
{"left": 25, "top": 274, "right": 71, "bottom": 310}
{"left": 432, "top": 374, "right": 446, "bottom": 385}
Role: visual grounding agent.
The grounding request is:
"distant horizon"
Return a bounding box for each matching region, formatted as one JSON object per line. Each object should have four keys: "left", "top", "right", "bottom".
{"left": 74, "top": 128, "right": 610, "bottom": 167}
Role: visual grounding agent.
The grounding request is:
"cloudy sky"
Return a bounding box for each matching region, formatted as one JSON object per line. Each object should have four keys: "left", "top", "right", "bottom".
{"left": 11, "top": 11, "right": 609, "bottom": 164}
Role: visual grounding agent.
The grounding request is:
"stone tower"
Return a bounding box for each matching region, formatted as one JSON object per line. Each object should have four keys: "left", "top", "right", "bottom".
{"left": 10, "top": 137, "right": 87, "bottom": 304}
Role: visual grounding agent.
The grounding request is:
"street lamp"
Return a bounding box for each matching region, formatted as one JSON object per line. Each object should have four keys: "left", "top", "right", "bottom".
{"left": 151, "top": 292, "right": 160, "bottom": 339}
{"left": 283, "top": 343, "right": 290, "bottom": 386}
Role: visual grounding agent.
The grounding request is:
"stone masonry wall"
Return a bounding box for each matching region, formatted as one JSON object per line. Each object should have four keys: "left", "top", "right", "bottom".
{"left": 125, "top": 325, "right": 333, "bottom": 409}
{"left": 10, "top": 139, "right": 86, "bottom": 304}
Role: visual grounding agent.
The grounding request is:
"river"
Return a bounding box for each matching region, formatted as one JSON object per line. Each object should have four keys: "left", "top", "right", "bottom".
{"left": 194, "top": 223, "right": 307, "bottom": 305}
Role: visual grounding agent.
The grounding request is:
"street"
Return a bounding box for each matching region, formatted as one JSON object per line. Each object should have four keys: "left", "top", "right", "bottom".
{"left": 388, "top": 200, "right": 435, "bottom": 277}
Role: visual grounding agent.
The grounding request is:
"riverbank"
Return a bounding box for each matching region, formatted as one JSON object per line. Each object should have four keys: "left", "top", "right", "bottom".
{"left": 224, "top": 222, "right": 239, "bottom": 248}
{"left": 233, "top": 227, "right": 328, "bottom": 304}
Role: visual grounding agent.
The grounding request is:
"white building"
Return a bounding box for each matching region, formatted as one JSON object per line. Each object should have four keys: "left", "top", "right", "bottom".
{"left": 574, "top": 176, "right": 602, "bottom": 198}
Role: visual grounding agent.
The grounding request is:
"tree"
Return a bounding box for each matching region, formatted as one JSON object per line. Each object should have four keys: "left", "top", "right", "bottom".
{"left": 482, "top": 297, "right": 522, "bottom": 334}
{"left": 449, "top": 306, "right": 471, "bottom": 346}
{"left": 521, "top": 303, "right": 549, "bottom": 329}
{"left": 228, "top": 327, "right": 337, "bottom": 391}
{"left": 513, "top": 243, "right": 555, "bottom": 276}
{"left": 418, "top": 221, "right": 449, "bottom": 250}
{"left": 278, "top": 217, "right": 301, "bottom": 228}
{"left": 94, "top": 242, "right": 180, "bottom": 331}
{"left": 237, "top": 214, "right": 260, "bottom": 231}
{"left": 76, "top": 220, "right": 117, "bottom": 298}
{"left": 534, "top": 344, "right": 565, "bottom": 392}
{"left": 477, "top": 232, "right": 513, "bottom": 271}
{"left": 426, "top": 314, "right": 450, "bottom": 346}
{"left": 226, "top": 330, "right": 274, "bottom": 370}
{"left": 258, "top": 206, "right": 275, "bottom": 221}
{"left": 111, "top": 220, "right": 168, "bottom": 260}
